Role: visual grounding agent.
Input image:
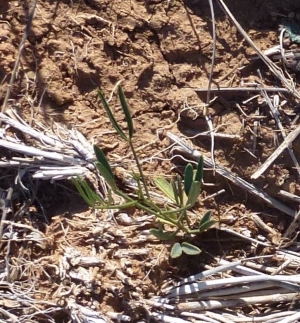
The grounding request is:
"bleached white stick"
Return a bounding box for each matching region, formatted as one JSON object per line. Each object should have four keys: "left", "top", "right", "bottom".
{"left": 0, "top": 112, "right": 64, "bottom": 148}
{"left": 167, "top": 274, "right": 300, "bottom": 298}
{"left": 176, "top": 292, "right": 298, "bottom": 311}
{"left": 167, "top": 132, "right": 295, "bottom": 217}
{"left": 251, "top": 124, "right": 300, "bottom": 179}
{"left": 0, "top": 139, "right": 88, "bottom": 165}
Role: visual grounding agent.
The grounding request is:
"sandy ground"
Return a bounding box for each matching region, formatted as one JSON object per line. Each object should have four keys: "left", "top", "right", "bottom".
{"left": 1, "top": 0, "right": 300, "bottom": 322}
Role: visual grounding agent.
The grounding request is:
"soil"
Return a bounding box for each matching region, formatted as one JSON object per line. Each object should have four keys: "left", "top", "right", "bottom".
{"left": 1, "top": 0, "right": 300, "bottom": 322}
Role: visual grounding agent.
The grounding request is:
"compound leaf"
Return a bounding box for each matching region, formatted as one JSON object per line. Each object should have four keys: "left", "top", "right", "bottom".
{"left": 170, "top": 242, "right": 182, "bottom": 258}
{"left": 181, "top": 242, "right": 201, "bottom": 255}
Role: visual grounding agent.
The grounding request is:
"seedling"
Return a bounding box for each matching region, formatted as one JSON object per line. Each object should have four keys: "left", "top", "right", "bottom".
{"left": 73, "top": 85, "right": 216, "bottom": 258}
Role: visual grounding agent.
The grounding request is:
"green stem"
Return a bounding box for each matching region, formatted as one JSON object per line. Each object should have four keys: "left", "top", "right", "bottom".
{"left": 116, "top": 186, "right": 188, "bottom": 231}
{"left": 161, "top": 204, "right": 192, "bottom": 216}
{"left": 129, "top": 139, "right": 150, "bottom": 199}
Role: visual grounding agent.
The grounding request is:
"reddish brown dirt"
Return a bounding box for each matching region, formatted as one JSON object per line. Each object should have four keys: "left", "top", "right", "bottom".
{"left": 1, "top": 0, "right": 300, "bottom": 322}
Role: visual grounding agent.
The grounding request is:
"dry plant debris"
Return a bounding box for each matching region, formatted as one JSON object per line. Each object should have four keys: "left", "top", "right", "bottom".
{"left": 1, "top": 0, "right": 300, "bottom": 322}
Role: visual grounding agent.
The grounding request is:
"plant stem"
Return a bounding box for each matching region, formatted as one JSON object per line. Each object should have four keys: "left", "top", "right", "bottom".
{"left": 129, "top": 139, "right": 150, "bottom": 199}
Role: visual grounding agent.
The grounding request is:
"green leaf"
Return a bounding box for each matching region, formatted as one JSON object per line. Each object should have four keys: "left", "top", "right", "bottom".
{"left": 73, "top": 178, "right": 93, "bottom": 207}
{"left": 198, "top": 210, "right": 216, "bottom": 232}
{"left": 150, "top": 228, "right": 176, "bottom": 241}
{"left": 170, "top": 242, "right": 182, "bottom": 258}
{"left": 195, "top": 156, "right": 204, "bottom": 183}
{"left": 175, "top": 175, "right": 184, "bottom": 206}
{"left": 199, "top": 210, "right": 212, "bottom": 226}
{"left": 97, "top": 89, "right": 128, "bottom": 141}
{"left": 117, "top": 85, "right": 134, "bottom": 139}
{"left": 94, "top": 145, "right": 114, "bottom": 178}
{"left": 73, "top": 178, "right": 105, "bottom": 207}
{"left": 181, "top": 242, "right": 202, "bottom": 255}
{"left": 199, "top": 220, "right": 216, "bottom": 232}
{"left": 96, "top": 162, "right": 117, "bottom": 191}
{"left": 171, "top": 179, "right": 180, "bottom": 206}
{"left": 186, "top": 181, "right": 201, "bottom": 206}
{"left": 184, "top": 163, "right": 193, "bottom": 196}
{"left": 154, "top": 177, "right": 176, "bottom": 203}
{"left": 167, "top": 212, "right": 178, "bottom": 221}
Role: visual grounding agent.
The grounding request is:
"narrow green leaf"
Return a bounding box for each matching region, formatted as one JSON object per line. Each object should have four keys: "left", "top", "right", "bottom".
{"left": 168, "top": 212, "right": 178, "bottom": 221}
{"left": 150, "top": 228, "right": 176, "bottom": 241}
{"left": 117, "top": 85, "right": 134, "bottom": 139}
{"left": 154, "top": 177, "right": 176, "bottom": 203}
{"left": 96, "top": 162, "right": 117, "bottom": 191}
{"left": 94, "top": 145, "right": 114, "bottom": 178}
{"left": 97, "top": 89, "right": 128, "bottom": 141}
{"left": 81, "top": 180, "right": 102, "bottom": 204}
{"left": 186, "top": 181, "right": 201, "bottom": 206}
{"left": 73, "top": 178, "right": 105, "bottom": 207}
{"left": 195, "top": 156, "right": 204, "bottom": 183}
{"left": 73, "top": 178, "right": 94, "bottom": 207}
{"left": 171, "top": 179, "right": 180, "bottom": 206}
{"left": 199, "top": 220, "right": 217, "bottom": 232}
{"left": 199, "top": 210, "right": 212, "bottom": 226}
{"left": 184, "top": 163, "right": 193, "bottom": 196}
{"left": 181, "top": 242, "right": 202, "bottom": 255}
{"left": 176, "top": 175, "right": 184, "bottom": 206}
{"left": 170, "top": 243, "right": 182, "bottom": 258}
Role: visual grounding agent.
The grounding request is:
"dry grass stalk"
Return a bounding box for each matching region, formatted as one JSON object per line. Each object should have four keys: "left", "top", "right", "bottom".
{"left": 193, "top": 87, "right": 290, "bottom": 94}
{"left": 259, "top": 88, "right": 300, "bottom": 177}
{"left": 279, "top": 190, "right": 300, "bottom": 203}
{"left": 217, "top": 0, "right": 300, "bottom": 100}
{"left": 0, "top": 109, "right": 96, "bottom": 180}
{"left": 150, "top": 253, "right": 300, "bottom": 323}
{"left": 251, "top": 124, "right": 300, "bottom": 180}
{"left": 167, "top": 132, "right": 295, "bottom": 217}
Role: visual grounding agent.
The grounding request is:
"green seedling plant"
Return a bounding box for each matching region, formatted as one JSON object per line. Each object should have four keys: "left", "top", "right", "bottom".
{"left": 73, "top": 85, "right": 216, "bottom": 258}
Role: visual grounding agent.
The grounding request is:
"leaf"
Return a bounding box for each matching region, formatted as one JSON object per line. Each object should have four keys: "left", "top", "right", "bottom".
{"left": 198, "top": 210, "right": 216, "bottom": 232}
{"left": 195, "top": 155, "right": 204, "bottom": 183}
{"left": 184, "top": 163, "right": 193, "bottom": 196}
{"left": 181, "top": 242, "right": 202, "bottom": 255}
{"left": 186, "top": 181, "right": 201, "bottom": 207}
{"left": 94, "top": 145, "right": 114, "bottom": 178}
{"left": 73, "top": 178, "right": 105, "bottom": 207}
{"left": 167, "top": 212, "right": 178, "bottom": 221}
{"left": 96, "top": 162, "right": 117, "bottom": 191}
{"left": 150, "top": 228, "right": 176, "bottom": 241}
{"left": 73, "top": 178, "right": 93, "bottom": 207}
{"left": 154, "top": 177, "right": 176, "bottom": 203}
{"left": 171, "top": 178, "right": 180, "bottom": 206}
{"left": 97, "top": 89, "right": 128, "bottom": 141}
{"left": 199, "top": 210, "right": 212, "bottom": 226}
{"left": 170, "top": 243, "right": 182, "bottom": 258}
{"left": 175, "top": 175, "right": 184, "bottom": 206}
{"left": 199, "top": 220, "right": 217, "bottom": 232}
{"left": 117, "top": 85, "right": 134, "bottom": 139}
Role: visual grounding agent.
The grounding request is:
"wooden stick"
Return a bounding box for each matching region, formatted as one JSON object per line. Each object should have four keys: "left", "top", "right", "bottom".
{"left": 251, "top": 125, "right": 300, "bottom": 179}
{"left": 279, "top": 190, "right": 300, "bottom": 204}
{"left": 167, "top": 132, "right": 295, "bottom": 217}
{"left": 217, "top": 0, "right": 300, "bottom": 100}
{"left": 259, "top": 88, "right": 300, "bottom": 177}
{"left": 192, "top": 87, "right": 290, "bottom": 94}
